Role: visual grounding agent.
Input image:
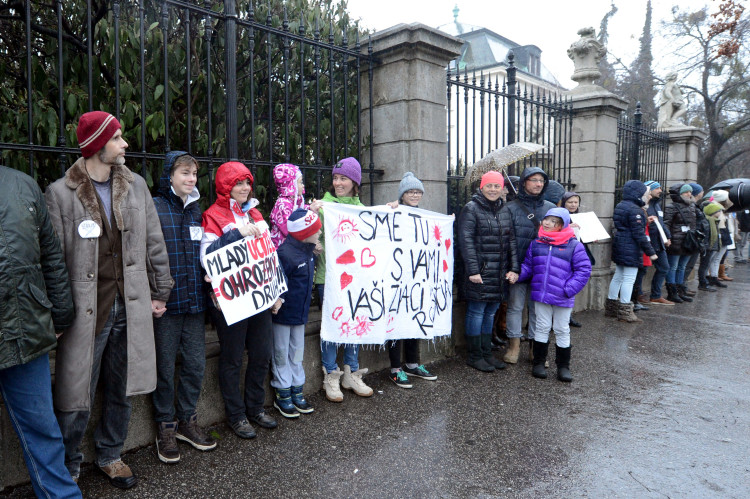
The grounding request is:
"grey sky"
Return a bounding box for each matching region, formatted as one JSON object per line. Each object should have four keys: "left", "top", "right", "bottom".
{"left": 346, "top": 0, "right": 713, "bottom": 89}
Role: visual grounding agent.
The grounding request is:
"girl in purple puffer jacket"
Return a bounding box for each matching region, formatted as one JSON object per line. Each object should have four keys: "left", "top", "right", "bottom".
{"left": 518, "top": 207, "right": 591, "bottom": 382}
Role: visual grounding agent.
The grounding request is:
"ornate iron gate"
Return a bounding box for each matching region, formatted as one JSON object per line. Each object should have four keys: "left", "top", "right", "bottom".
{"left": 615, "top": 103, "right": 669, "bottom": 203}
{"left": 446, "top": 53, "right": 574, "bottom": 215}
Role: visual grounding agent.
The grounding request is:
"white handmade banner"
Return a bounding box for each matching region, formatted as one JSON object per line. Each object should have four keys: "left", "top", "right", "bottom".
{"left": 321, "top": 203, "right": 454, "bottom": 344}
{"left": 203, "top": 222, "right": 288, "bottom": 325}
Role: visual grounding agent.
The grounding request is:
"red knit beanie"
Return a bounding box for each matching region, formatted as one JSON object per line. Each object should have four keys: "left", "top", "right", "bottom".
{"left": 287, "top": 208, "right": 322, "bottom": 241}
{"left": 480, "top": 171, "right": 505, "bottom": 189}
{"left": 77, "top": 111, "right": 121, "bottom": 158}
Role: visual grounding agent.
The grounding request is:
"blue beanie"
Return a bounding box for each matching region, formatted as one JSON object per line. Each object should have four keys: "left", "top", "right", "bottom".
{"left": 690, "top": 183, "right": 703, "bottom": 196}
{"left": 644, "top": 180, "right": 661, "bottom": 191}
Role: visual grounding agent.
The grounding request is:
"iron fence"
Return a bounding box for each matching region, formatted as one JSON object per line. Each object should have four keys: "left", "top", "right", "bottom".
{"left": 615, "top": 103, "right": 669, "bottom": 203}
{"left": 0, "top": 0, "right": 377, "bottom": 211}
{"left": 446, "top": 53, "right": 574, "bottom": 215}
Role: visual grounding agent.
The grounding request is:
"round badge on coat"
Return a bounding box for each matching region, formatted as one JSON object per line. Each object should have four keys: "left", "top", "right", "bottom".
{"left": 78, "top": 220, "right": 101, "bottom": 238}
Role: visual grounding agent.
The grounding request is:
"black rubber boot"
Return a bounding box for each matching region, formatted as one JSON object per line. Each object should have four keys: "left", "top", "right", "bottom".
{"left": 666, "top": 284, "right": 684, "bottom": 303}
{"left": 531, "top": 341, "right": 549, "bottom": 379}
{"left": 481, "top": 334, "right": 506, "bottom": 369}
{"left": 555, "top": 345, "right": 572, "bottom": 382}
{"left": 676, "top": 284, "right": 693, "bottom": 302}
{"left": 465, "top": 336, "right": 495, "bottom": 372}
{"left": 698, "top": 279, "right": 717, "bottom": 292}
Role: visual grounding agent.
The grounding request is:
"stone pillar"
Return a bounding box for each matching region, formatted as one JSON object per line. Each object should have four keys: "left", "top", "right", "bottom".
{"left": 664, "top": 127, "right": 707, "bottom": 186}
{"left": 566, "top": 87, "right": 628, "bottom": 310}
{"left": 359, "top": 24, "right": 462, "bottom": 213}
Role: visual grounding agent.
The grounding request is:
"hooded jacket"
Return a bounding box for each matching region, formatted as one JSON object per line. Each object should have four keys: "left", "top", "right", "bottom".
{"left": 704, "top": 202, "right": 723, "bottom": 251}
{"left": 0, "top": 166, "right": 75, "bottom": 370}
{"left": 270, "top": 163, "right": 308, "bottom": 249}
{"left": 518, "top": 208, "right": 591, "bottom": 308}
{"left": 201, "top": 162, "right": 265, "bottom": 266}
{"left": 498, "top": 167, "right": 556, "bottom": 264}
{"left": 45, "top": 157, "right": 173, "bottom": 411}
{"left": 153, "top": 151, "right": 205, "bottom": 315}
{"left": 458, "top": 191, "right": 519, "bottom": 302}
{"left": 611, "top": 180, "right": 656, "bottom": 267}
{"left": 663, "top": 183, "right": 697, "bottom": 255}
{"left": 274, "top": 236, "right": 316, "bottom": 325}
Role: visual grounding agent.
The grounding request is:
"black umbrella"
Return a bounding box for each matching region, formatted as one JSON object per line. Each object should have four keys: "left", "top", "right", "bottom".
{"left": 709, "top": 178, "right": 750, "bottom": 212}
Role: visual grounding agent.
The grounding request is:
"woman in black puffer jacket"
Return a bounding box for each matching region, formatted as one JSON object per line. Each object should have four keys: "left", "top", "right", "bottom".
{"left": 459, "top": 171, "right": 519, "bottom": 372}
{"left": 607, "top": 180, "right": 657, "bottom": 322}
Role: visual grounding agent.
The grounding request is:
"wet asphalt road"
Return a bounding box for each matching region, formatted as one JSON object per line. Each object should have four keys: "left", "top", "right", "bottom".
{"left": 4, "top": 266, "right": 749, "bottom": 498}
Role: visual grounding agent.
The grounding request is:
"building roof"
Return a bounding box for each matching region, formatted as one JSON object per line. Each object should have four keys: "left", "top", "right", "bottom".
{"left": 437, "top": 5, "right": 564, "bottom": 89}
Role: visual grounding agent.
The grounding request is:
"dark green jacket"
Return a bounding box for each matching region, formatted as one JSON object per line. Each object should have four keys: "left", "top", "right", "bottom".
{"left": 0, "top": 166, "right": 74, "bottom": 370}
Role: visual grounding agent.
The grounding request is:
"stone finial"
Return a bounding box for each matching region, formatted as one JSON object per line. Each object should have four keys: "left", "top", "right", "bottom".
{"left": 657, "top": 72, "right": 688, "bottom": 128}
{"left": 567, "top": 27, "right": 606, "bottom": 88}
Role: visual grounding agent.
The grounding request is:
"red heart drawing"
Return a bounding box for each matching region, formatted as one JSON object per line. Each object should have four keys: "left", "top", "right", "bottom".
{"left": 443, "top": 260, "right": 448, "bottom": 272}
{"left": 361, "top": 248, "right": 376, "bottom": 268}
{"left": 445, "top": 239, "right": 451, "bottom": 251}
{"left": 340, "top": 272, "right": 353, "bottom": 290}
{"left": 336, "top": 249, "right": 356, "bottom": 265}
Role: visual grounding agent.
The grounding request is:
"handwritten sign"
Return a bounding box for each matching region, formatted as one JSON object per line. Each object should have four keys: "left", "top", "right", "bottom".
{"left": 204, "top": 222, "right": 288, "bottom": 325}
{"left": 321, "top": 204, "right": 454, "bottom": 344}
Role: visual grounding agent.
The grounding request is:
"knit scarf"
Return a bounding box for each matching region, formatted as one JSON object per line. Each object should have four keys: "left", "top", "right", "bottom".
{"left": 537, "top": 226, "right": 576, "bottom": 246}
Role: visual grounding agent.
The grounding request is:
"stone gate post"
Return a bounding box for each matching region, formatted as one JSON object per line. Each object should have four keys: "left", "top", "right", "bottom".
{"left": 359, "top": 24, "right": 462, "bottom": 213}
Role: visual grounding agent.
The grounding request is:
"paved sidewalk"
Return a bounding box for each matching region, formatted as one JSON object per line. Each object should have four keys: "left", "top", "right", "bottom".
{"left": 3, "top": 265, "right": 749, "bottom": 498}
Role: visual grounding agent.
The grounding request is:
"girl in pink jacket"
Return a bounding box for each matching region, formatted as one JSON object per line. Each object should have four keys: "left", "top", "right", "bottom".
{"left": 270, "top": 163, "right": 321, "bottom": 248}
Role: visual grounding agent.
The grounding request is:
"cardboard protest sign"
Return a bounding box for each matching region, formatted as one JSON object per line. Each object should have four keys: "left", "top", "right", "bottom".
{"left": 203, "top": 221, "right": 288, "bottom": 325}
{"left": 321, "top": 203, "right": 454, "bottom": 345}
{"left": 569, "top": 212, "right": 610, "bottom": 243}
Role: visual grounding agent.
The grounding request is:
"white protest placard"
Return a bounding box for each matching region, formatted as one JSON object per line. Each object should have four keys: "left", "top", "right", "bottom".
{"left": 321, "top": 204, "right": 454, "bottom": 345}
{"left": 569, "top": 212, "right": 610, "bottom": 243}
{"left": 654, "top": 219, "right": 668, "bottom": 244}
{"left": 203, "top": 222, "right": 288, "bottom": 325}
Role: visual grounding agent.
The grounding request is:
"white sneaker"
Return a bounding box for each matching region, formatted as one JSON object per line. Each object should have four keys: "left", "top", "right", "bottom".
{"left": 341, "top": 365, "right": 373, "bottom": 397}
{"left": 322, "top": 366, "right": 343, "bottom": 402}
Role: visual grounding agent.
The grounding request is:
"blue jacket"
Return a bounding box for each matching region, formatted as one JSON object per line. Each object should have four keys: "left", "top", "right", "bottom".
{"left": 612, "top": 180, "right": 656, "bottom": 267}
{"left": 645, "top": 196, "right": 671, "bottom": 253}
{"left": 153, "top": 151, "right": 205, "bottom": 314}
{"left": 273, "top": 236, "right": 315, "bottom": 325}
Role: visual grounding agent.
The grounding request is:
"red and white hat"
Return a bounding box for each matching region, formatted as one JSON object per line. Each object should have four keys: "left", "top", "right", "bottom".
{"left": 287, "top": 208, "right": 322, "bottom": 241}
{"left": 77, "top": 111, "right": 121, "bottom": 158}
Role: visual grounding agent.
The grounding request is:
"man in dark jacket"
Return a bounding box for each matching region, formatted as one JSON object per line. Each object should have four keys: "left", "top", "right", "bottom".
{"left": 0, "top": 166, "right": 81, "bottom": 498}
{"left": 642, "top": 181, "right": 673, "bottom": 304}
{"left": 735, "top": 207, "right": 750, "bottom": 263}
{"left": 498, "top": 166, "right": 556, "bottom": 364}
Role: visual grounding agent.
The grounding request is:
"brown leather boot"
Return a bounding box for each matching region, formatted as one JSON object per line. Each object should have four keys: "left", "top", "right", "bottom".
{"left": 718, "top": 264, "right": 733, "bottom": 281}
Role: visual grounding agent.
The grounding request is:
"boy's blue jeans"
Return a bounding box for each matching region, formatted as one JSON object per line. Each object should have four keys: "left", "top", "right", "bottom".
{"left": 152, "top": 312, "right": 206, "bottom": 422}
{"left": 0, "top": 354, "right": 82, "bottom": 498}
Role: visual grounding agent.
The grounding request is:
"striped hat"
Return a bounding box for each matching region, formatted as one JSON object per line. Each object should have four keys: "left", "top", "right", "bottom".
{"left": 287, "top": 208, "right": 322, "bottom": 241}
{"left": 77, "top": 111, "right": 121, "bottom": 158}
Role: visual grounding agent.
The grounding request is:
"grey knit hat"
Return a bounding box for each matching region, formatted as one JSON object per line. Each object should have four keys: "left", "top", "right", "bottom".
{"left": 398, "top": 172, "right": 424, "bottom": 201}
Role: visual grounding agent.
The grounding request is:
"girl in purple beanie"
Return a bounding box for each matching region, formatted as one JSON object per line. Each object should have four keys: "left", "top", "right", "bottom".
{"left": 313, "top": 158, "right": 374, "bottom": 402}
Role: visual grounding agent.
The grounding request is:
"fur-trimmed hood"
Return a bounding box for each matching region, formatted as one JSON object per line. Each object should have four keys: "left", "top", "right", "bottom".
{"left": 64, "top": 156, "right": 134, "bottom": 230}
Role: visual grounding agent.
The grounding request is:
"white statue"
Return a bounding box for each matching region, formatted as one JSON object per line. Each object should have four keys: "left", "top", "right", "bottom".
{"left": 657, "top": 72, "right": 688, "bottom": 128}
{"left": 567, "top": 27, "right": 606, "bottom": 88}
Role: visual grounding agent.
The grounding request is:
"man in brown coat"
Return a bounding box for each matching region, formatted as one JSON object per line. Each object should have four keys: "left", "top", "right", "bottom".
{"left": 45, "top": 111, "right": 173, "bottom": 489}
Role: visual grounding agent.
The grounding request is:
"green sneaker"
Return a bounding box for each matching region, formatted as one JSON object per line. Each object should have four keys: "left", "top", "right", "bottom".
{"left": 403, "top": 364, "right": 438, "bottom": 381}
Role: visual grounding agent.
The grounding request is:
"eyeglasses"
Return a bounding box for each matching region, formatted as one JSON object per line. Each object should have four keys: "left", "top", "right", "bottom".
{"left": 526, "top": 178, "right": 545, "bottom": 184}
{"left": 405, "top": 190, "right": 423, "bottom": 196}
